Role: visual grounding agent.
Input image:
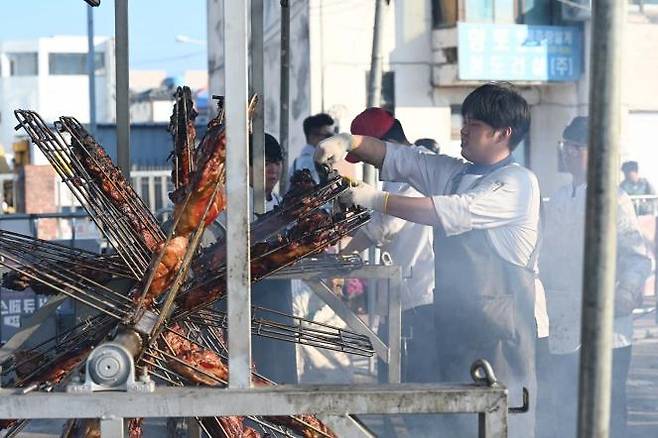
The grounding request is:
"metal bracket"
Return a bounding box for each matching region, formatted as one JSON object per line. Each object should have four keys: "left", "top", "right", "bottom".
{"left": 66, "top": 342, "right": 154, "bottom": 394}
{"left": 508, "top": 387, "right": 530, "bottom": 414}
{"left": 133, "top": 309, "right": 158, "bottom": 335}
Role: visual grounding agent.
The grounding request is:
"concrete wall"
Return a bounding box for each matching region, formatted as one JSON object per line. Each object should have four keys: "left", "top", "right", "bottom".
{"left": 207, "top": 0, "right": 310, "bottom": 162}
{"left": 390, "top": 0, "right": 450, "bottom": 146}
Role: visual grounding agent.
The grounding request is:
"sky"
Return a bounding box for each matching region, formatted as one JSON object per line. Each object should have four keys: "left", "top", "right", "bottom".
{"left": 0, "top": 0, "right": 208, "bottom": 77}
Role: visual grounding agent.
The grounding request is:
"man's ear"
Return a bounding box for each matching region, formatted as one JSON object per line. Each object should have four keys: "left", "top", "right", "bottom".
{"left": 495, "top": 127, "right": 513, "bottom": 144}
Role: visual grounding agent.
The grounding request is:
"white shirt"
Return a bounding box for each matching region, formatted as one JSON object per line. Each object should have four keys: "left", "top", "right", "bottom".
{"left": 361, "top": 180, "right": 435, "bottom": 311}
{"left": 380, "top": 142, "right": 549, "bottom": 336}
{"left": 541, "top": 183, "right": 651, "bottom": 353}
{"left": 291, "top": 144, "right": 320, "bottom": 184}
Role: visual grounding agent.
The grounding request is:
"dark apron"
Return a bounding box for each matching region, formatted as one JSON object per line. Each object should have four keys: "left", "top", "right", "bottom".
{"left": 433, "top": 168, "right": 538, "bottom": 437}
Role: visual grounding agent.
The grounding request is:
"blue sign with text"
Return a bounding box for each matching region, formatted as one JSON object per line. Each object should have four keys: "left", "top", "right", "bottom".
{"left": 458, "top": 22, "right": 583, "bottom": 82}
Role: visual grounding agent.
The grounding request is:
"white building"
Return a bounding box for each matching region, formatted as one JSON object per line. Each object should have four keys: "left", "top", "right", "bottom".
{"left": 0, "top": 36, "right": 116, "bottom": 165}
{"left": 208, "top": 0, "right": 658, "bottom": 195}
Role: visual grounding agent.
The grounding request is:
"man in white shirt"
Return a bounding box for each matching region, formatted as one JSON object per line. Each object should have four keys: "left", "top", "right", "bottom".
{"left": 342, "top": 108, "right": 437, "bottom": 389}
{"left": 290, "top": 113, "right": 335, "bottom": 184}
{"left": 314, "top": 83, "right": 540, "bottom": 437}
{"left": 540, "top": 116, "right": 651, "bottom": 438}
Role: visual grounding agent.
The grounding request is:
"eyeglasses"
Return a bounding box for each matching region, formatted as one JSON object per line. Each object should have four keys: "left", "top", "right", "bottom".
{"left": 558, "top": 140, "right": 588, "bottom": 155}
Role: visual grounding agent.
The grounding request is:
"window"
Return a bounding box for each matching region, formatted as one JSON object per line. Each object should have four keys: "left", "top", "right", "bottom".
{"left": 48, "top": 53, "right": 105, "bottom": 75}
{"left": 432, "top": 0, "right": 557, "bottom": 27}
{"left": 8, "top": 53, "right": 38, "bottom": 76}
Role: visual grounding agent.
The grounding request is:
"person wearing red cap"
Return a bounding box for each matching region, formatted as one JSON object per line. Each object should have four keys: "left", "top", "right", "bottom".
{"left": 344, "top": 109, "right": 437, "bottom": 396}
{"left": 315, "top": 84, "right": 540, "bottom": 438}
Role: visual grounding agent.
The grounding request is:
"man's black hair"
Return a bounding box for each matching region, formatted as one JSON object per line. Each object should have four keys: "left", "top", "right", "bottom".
{"left": 381, "top": 119, "right": 411, "bottom": 144}
{"left": 303, "top": 113, "right": 334, "bottom": 139}
{"left": 249, "top": 133, "right": 283, "bottom": 166}
{"left": 414, "top": 138, "right": 440, "bottom": 154}
{"left": 622, "top": 161, "right": 639, "bottom": 174}
{"left": 461, "top": 83, "right": 530, "bottom": 150}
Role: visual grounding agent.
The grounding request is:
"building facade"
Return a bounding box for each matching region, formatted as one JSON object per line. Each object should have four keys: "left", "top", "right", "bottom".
{"left": 208, "top": 0, "right": 658, "bottom": 194}
{"left": 0, "top": 36, "right": 116, "bottom": 165}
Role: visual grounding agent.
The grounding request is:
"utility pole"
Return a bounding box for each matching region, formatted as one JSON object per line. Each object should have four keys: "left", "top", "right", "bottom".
{"left": 279, "top": 0, "right": 291, "bottom": 193}
{"left": 114, "top": 0, "right": 131, "bottom": 178}
{"left": 87, "top": 4, "right": 97, "bottom": 136}
{"left": 365, "top": 0, "right": 387, "bottom": 327}
{"left": 577, "top": 1, "right": 625, "bottom": 437}
{"left": 365, "top": 0, "right": 386, "bottom": 186}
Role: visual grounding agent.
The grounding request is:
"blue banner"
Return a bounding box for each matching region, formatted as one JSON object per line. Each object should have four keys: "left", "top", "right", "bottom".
{"left": 458, "top": 22, "right": 583, "bottom": 82}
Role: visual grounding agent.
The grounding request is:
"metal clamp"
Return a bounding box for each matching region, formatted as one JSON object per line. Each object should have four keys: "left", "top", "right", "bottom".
{"left": 470, "top": 359, "right": 500, "bottom": 387}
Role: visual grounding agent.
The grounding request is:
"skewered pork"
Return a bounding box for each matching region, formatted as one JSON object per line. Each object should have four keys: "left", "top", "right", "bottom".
{"left": 162, "top": 327, "right": 260, "bottom": 437}
{"left": 136, "top": 112, "right": 227, "bottom": 306}
{"left": 68, "top": 131, "right": 162, "bottom": 253}
{"left": 163, "top": 327, "right": 335, "bottom": 438}
{"left": 179, "top": 207, "right": 364, "bottom": 311}
{"left": 168, "top": 86, "right": 198, "bottom": 189}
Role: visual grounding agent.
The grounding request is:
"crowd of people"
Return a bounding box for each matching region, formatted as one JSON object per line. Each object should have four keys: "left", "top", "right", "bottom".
{"left": 223, "top": 83, "right": 652, "bottom": 437}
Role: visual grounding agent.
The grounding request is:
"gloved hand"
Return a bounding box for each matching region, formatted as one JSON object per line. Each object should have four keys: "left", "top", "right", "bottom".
{"left": 314, "top": 133, "right": 355, "bottom": 165}
{"left": 339, "top": 181, "right": 387, "bottom": 212}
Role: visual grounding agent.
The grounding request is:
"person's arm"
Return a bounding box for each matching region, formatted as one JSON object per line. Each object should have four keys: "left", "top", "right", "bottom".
{"left": 342, "top": 166, "right": 539, "bottom": 233}
{"left": 615, "top": 193, "right": 652, "bottom": 316}
{"left": 313, "top": 133, "right": 387, "bottom": 168}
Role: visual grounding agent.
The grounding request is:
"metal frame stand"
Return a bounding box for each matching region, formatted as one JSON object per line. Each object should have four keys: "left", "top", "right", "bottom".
{"left": 0, "top": 383, "right": 509, "bottom": 438}
{"left": 271, "top": 264, "right": 403, "bottom": 384}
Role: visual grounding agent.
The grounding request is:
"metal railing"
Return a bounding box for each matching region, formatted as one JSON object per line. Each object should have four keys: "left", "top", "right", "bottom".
{"left": 130, "top": 169, "right": 173, "bottom": 215}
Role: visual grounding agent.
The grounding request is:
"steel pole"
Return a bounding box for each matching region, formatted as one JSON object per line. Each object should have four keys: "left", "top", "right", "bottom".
{"left": 365, "top": 0, "right": 386, "bottom": 187}
{"left": 279, "top": 0, "right": 291, "bottom": 193}
{"left": 224, "top": 0, "right": 252, "bottom": 390}
{"left": 114, "top": 0, "right": 130, "bottom": 177}
{"left": 86, "top": 5, "right": 97, "bottom": 136}
{"left": 251, "top": 0, "right": 266, "bottom": 214}
{"left": 577, "top": 1, "right": 625, "bottom": 437}
{"left": 365, "top": 0, "right": 387, "bottom": 327}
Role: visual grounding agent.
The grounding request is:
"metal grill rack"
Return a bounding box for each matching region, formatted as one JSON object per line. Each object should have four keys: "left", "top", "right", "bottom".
{"left": 14, "top": 110, "right": 155, "bottom": 277}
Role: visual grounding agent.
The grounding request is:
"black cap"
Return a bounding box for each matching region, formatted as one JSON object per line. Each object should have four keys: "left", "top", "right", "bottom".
{"left": 249, "top": 133, "right": 283, "bottom": 165}
{"left": 562, "top": 116, "right": 589, "bottom": 145}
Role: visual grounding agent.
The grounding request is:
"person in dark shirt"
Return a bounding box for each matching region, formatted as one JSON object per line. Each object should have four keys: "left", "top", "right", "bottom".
{"left": 620, "top": 161, "right": 656, "bottom": 215}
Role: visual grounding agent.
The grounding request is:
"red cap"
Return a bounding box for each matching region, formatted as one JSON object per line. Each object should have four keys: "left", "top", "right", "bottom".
{"left": 350, "top": 107, "right": 395, "bottom": 139}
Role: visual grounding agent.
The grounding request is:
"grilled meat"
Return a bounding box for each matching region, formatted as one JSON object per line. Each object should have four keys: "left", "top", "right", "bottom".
{"left": 163, "top": 326, "right": 334, "bottom": 438}
{"left": 69, "top": 130, "right": 162, "bottom": 252}
{"left": 169, "top": 86, "right": 198, "bottom": 189}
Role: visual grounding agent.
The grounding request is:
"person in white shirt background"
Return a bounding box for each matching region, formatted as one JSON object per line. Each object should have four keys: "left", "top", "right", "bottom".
{"left": 215, "top": 133, "right": 297, "bottom": 384}
{"left": 314, "top": 83, "right": 541, "bottom": 438}
{"left": 539, "top": 116, "right": 651, "bottom": 438}
{"left": 291, "top": 113, "right": 335, "bottom": 184}
{"left": 341, "top": 107, "right": 438, "bottom": 432}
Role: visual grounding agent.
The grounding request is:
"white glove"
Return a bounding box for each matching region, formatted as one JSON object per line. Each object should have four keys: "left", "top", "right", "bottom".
{"left": 314, "top": 133, "right": 354, "bottom": 165}
{"left": 339, "top": 181, "right": 387, "bottom": 212}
